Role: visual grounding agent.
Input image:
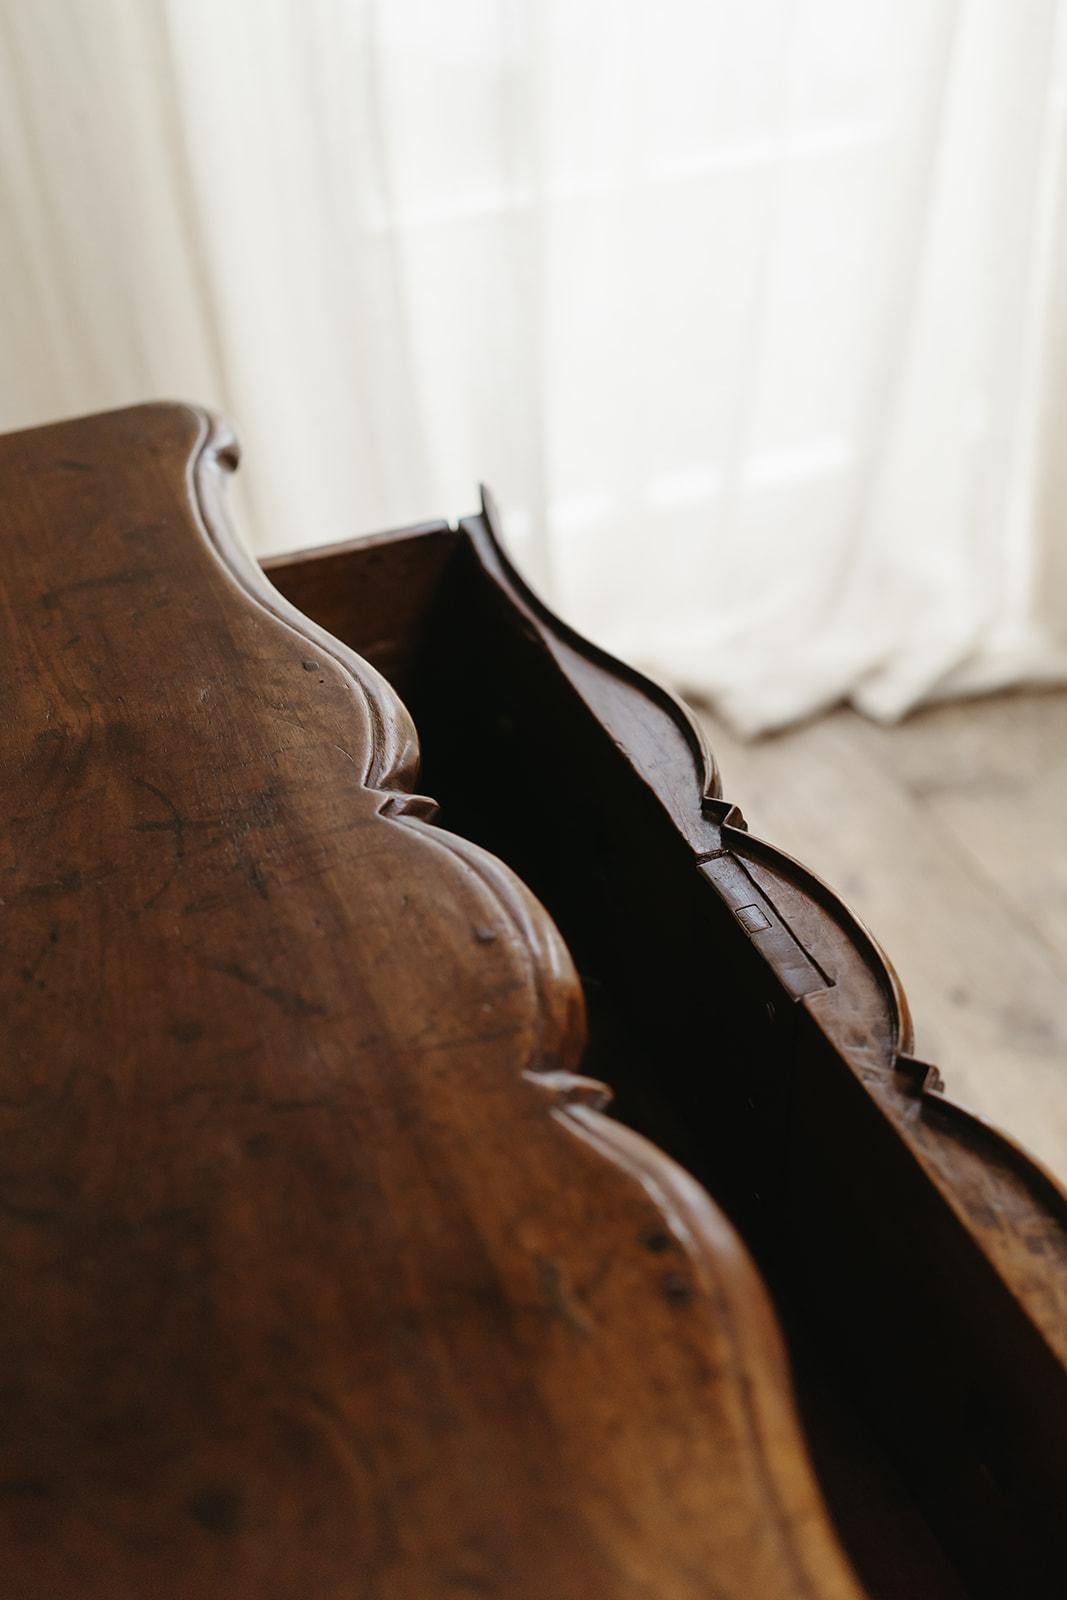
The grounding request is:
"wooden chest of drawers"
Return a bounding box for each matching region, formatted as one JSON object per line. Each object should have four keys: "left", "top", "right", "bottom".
{"left": 0, "top": 403, "right": 1063, "bottom": 1598}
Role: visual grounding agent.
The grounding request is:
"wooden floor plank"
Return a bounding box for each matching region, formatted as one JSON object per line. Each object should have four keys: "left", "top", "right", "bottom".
{"left": 847, "top": 691, "right": 1067, "bottom": 962}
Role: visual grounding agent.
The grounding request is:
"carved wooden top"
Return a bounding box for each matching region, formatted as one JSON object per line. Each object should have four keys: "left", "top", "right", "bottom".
{"left": 0, "top": 405, "right": 863, "bottom": 1596}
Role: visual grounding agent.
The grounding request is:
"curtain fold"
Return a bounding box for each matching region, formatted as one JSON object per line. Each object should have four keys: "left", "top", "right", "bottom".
{"left": 1, "top": 0, "right": 1065, "bottom": 732}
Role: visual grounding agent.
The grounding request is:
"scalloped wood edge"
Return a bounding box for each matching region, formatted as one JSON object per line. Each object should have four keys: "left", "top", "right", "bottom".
{"left": 459, "top": 488, "right": 1067, "bottom": 1385}
{"left": 470, "top": 488, "right": 1067, "bottom": 1199}
{"left": 187, "top": 408, "right": 865, "bottom": 1598}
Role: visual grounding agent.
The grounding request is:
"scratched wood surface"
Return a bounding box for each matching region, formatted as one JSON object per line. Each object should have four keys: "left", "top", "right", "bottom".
{"left": 0, "top": 405, "right": 863, "bottom": 1598}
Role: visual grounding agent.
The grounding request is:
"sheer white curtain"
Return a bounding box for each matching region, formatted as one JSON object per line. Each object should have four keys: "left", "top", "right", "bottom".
{"left": 2, "top": 0, "right": 1066, "bottom": 732}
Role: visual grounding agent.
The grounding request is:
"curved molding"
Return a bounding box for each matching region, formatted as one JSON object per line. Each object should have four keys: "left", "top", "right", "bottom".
{"left": 462, "top": 486, "right": 1067, "bottom": 1243}
{"left": 185, "top": 407, "right": 424, "bottom": 805}
{"left": 726, "top": 815, "right": 1067, "bottom": 1221}
{"left": 186, "top": 402, "right": 590, "bottom": 1075}
{"left": 181, "top": 407, "right": 863, "bottom": 1597}
{"left": 476, "top": 484, "right": 724, "bottom": 807}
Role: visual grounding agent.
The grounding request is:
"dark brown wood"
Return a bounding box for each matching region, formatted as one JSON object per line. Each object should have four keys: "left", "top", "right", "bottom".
{"left": 0, "top": 405, "right": 868, "bottom": 1597}
{"left": 271, "top": 490, "right": 1067, "bottom": 1599}
{"left": 263, "top": 521, "right": 457, "bottom": 703}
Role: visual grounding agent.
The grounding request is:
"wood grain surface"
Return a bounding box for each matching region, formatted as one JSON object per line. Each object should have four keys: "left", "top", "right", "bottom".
{"left": 0, "top": 405, "right": 863, "bottom": 1597}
